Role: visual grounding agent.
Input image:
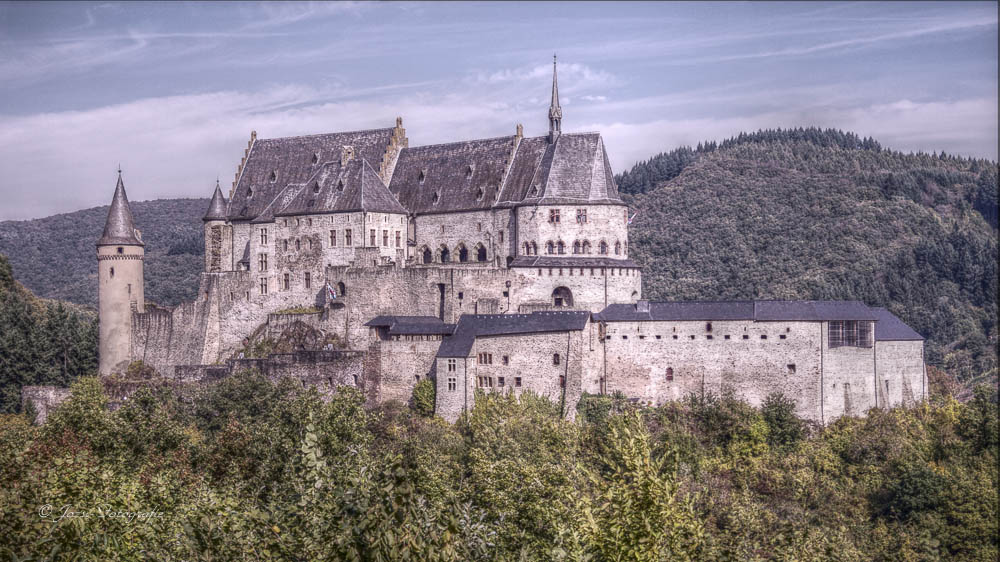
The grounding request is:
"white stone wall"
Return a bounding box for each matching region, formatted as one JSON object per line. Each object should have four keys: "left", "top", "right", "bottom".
{"left": 875, "top": 340, "right": 926, "bottom": 407}
{"left": 510, "top": 264, "right": 641, "bottom": 312}
{"left": 821, "top": 321, "right": 877, "bottom": 421}
{"left": 372, "top": 336, "right": 442, "bottom": 404}
{"left": 516, "top": 204, "right": 630, "bottom": 258}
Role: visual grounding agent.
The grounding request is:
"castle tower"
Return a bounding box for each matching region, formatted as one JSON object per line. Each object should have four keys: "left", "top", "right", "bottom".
{"left": 97, "top": 170, "right": 144, "bottom": 376}
{"left": 203, "top": 180, "right": 231, "bottom": 272}
{"left": 548, "top": 54, "right": 562, "bottom": 143}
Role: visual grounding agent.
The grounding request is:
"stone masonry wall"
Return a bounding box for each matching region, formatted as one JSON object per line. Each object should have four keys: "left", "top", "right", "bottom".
{"left": 875, "top": 340, "right": 926, "bottom": 408}
{"left": 516, "top": 204, "right": 630, "bottom": 258}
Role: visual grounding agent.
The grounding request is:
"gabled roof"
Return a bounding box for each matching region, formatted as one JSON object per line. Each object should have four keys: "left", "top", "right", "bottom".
{"left": 437, "top": 311, "right": 590, "bottom": 358}
{"left": 595, "top": 300, "right": 880, "bottom": 323}
{"left": 229, "top": 128, "right": 395, "bottom": 221}
{"left": 365, "top": 315, "right": 455, "bottom": 335}
{"left": 388, "top": 135, "right": 516, "bottom": 214}
{"left": 531, "top": 133, "right": 621, "bottom": 204}
{"left": 275, "top": 157, "right": 406, "bottom": 216}
{"left": 203, "top": 182, "right": 227, "bottom": 221}
{"left": 872, "top": 308, "right": 924, "bottom": 341}
{"left": 98, "top": 173, "right": 143, "bottom": 246}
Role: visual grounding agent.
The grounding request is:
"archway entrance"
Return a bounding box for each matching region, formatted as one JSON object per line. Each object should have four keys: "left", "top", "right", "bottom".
{"left": 552, "top": 286, "right": 573, "bottom": 307}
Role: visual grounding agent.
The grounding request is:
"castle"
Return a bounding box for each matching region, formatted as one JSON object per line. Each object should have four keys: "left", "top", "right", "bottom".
{"left": 91, "top": 59, "right": 927, "bottom": 424}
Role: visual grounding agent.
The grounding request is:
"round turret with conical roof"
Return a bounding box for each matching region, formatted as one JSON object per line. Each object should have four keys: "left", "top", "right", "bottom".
{"left": 203, "top": 180, "right": 232, "bottom": 272}
{"left": 97, "top": 170, "right": 144, "bottom": 375}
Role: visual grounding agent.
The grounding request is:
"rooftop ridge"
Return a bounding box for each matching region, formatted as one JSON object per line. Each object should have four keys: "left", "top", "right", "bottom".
{"left": 406, "top": 134, "right": 517, "bottom": 151}
{"left": 254, "top": 126, "right": 395, "bottom": 142}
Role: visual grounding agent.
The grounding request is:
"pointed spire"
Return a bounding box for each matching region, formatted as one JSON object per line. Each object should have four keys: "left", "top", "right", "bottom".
{"left": 548, "top": 54, "right": 562, "bottom": 143}
{"left": 98, "top": 170, "right": 143, "bottom": 246}
{"left": 203, "top": 179, "right": 228, "bottom": 221}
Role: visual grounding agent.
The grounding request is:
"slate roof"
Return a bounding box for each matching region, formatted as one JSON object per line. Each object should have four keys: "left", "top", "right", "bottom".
{"left": 509, "top": 256, "right": 639, "bottom": 268}
{"left": 437, "top": 311, "right": 590, "bottom": 358}
{"left": 531, "top": 133, "right": 621, "bottom": 205}
{"left": 595, "top": 300, "right": 880, "bottom": 323}
{"left": 229, "top": 128, "right": 395, "bottom": 221}
{"left": 364, "top": 315, "right": 455, "bottom": 335}
{"left": 388, "top": 136, "right": 516, "bottom": 214}
{"left": 275, "top": 158, "right": 406, "bottom": 216}
{"left": 203, "top": 182, "right": 227, "bottom": 221}
{"left": 871, "top": 308, "right": 924, "bottom": 341}
{"left": 98, "top": 173, "right": 144, "bottom": 246}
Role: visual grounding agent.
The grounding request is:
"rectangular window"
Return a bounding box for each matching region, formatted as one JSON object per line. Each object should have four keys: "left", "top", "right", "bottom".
{"left": 549, "top": 209, "right": 560, "bottom": 223}
{"left": 260, "top": 228, "right": 268, "bottom": 245}
{"left": 502, "top": 355, "right": 509, "bottom": 365}
{"left": 499, "top": 230, "right": 504, "bottom": 243}
{"left": 447, "top": 358, "right": 456, "bottom": 372}
{"left": 330, "top": 230, "right": 337, "bottom": 246}
{"left": 787, "top": 364, "right": 796, "bottom": 374}
{"left": 258, "top": 253, "right": 268, "bottom": 272}
{"left": 395, "top": 231, "right": 401, "bottom": 248}
{"left": 259, "top": 277, "right": 268, "bottom": 295}
{"left": 345, "top": 229, "right": 352, "bottom": 245}
{"left": 308, "top": 218, "right": 313, "bottom": 227}
{"left": 447, "top": 377, "right": 457, "bottom": 391}
{"left": 828, "top": 321, "right": 873, "bottom": 348}
{"left": 477, "top": 352, "right": 493, "bottom": 365}
{"left": 576, "top": 209, "right": 587, "bottom": 223}
{"left": 304, "top": 271, "right": 311, "bottom": 289}
{"left": 283, "top": 273, "right": 289, "bottom": 289}
{"left": 383, "top": 230, "right": 389, "bottom": 246}
{"left": 515, "top": 377, "right": 522, "bottom": 387}
{"left": 370, "top": 229, "right": 376, "bottom": 246}
{"left": 498, "top": 376, "right": 505, "bottom": 387}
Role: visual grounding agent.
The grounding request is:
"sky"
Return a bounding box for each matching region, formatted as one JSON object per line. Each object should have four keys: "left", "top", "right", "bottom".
{"left": 0, "top": 1, "right": 996, "bottom": 220}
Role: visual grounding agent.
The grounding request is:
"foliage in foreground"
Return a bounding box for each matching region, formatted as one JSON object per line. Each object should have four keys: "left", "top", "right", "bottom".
{"left": 0, "top": 374, "right": 996, "bottom": 561}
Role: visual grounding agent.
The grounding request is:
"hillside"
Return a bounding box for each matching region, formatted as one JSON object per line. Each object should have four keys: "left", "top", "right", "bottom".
{"left": 0, "top": 254, "right": 97, "bottom": 412}
{"left": 620, "top": 128, "right": 997, "bottom": 385}
{"left": 0, "top": 198, "right": 209, "bottom": 308}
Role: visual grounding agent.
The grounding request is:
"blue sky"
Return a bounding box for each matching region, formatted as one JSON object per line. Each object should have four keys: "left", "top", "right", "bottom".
{"left": 0, "top": 1, "right": 996, "bottom": 220}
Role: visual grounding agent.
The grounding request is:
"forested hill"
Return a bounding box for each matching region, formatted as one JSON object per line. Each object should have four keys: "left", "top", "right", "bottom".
{"left": 0, "top": 198, "right": 209, "bottom": 308}
{"left": 619, "top": 128, "right": 998, "bottom": 385}
{"left": 0, "top": 254, "right": 97, "bottom": 412}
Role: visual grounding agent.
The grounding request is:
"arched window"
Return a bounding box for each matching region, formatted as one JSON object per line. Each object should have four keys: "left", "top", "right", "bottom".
{"left": 457, "top": 244, "right": 469, "bottom": 263}
{"left": 557, "top": 241, "right": 565, "bottom": 254}
{"left": 476, "top": 244, "right": 487, "bottom": 262}
{"left": 524, "top": 242, "right": 530, "bottom": 255}
{"left": 599, "top": 241, "right": 608, "bottom": 255}
{"left": 337, "top": 281, "right": 346, "bottom": 296}
{"left": 553, "top": 353, "right": 561, "bottom": 366}
{"left": 422, "top": 246, "right": 432, "bottom": 264}
{"left": 440, "top": 245, "right": 450, "bottom": 263}
{"left": 614, "top": 241, "right": 621, "bottom": 255}
{"left": 531, "top": 242, "right": 537, "bottom": 255}
{"left": 666, "top": 367, "right": 674, "bottom": 381}
{"left": 552, "top": 286, "right": 573, "bottom": 307}
{"left": 546, "top": 241, "right": 554, "bottom": 254}
{"left": 582, "top": 241, "right": 591, "bottom": 254}
{"left": 573, "top": 241, "right": 580, "bottom": 254}
{"left": 295, "top": 239, "right": 301, "bottom": 251}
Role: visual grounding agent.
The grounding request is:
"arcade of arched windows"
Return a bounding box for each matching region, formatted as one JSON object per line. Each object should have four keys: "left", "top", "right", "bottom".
{"left": 524, "top": 239, "right": 625, "bottom": 256}
{"left": 419, "top": 242, "right": 490, "bottom": 264}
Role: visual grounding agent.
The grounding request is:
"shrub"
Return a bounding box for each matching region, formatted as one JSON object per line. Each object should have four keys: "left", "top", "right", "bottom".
{"left": 411, "top": 378, "right": 435, "bottom": 417}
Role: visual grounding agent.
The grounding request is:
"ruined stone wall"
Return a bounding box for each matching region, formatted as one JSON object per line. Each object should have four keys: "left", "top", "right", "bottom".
{"left": 875, "top": 340, "right": 927, "bottom": 407}
{"left": 515, "top": 204, "right": 630, "bottom": 258}
{"left": 21, "top": 385, "right": 72, "bottom": 424}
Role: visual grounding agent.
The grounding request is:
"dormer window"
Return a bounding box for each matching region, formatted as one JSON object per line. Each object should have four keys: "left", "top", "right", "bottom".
{"left": 312, "top": 152, "right": 320, "bottom": 164}
{"left": 418, "top": 169, "right": 426, "bottom": 184}
{"left": 476, "top": 187, "right": 484, "bottom": 200}
{"left": 336, "top": 179, "right": 344, "bottom": 192}
{"left": 312, "top": 182, "right": 320, "bottom": 194}
{"left": 246, "top": 187, "right": 253, "bottom": 198}
{"left": 431, "top": 190, "right": 440, "bottom": 204}
{"left": 466, "top": 164, "right": 474, "bottom": 179}
{"left": 529, "top": 186, "right": 538, "bottom": 196}
{"left": 269, "top": 170, "right": 277, "bottom": 183}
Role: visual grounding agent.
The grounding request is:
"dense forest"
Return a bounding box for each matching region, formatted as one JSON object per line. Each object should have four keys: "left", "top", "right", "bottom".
{"left": 0, "top": 254, "right": 97, "bottom": 413}
{"left": 0, "top": 374, "right": 996, "bottom": 559}
{"left": 0, "top": 198, "right": 209, "bottom": 308}
{"left": 620, "top": 128, "right": 998, "bottom": 389}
